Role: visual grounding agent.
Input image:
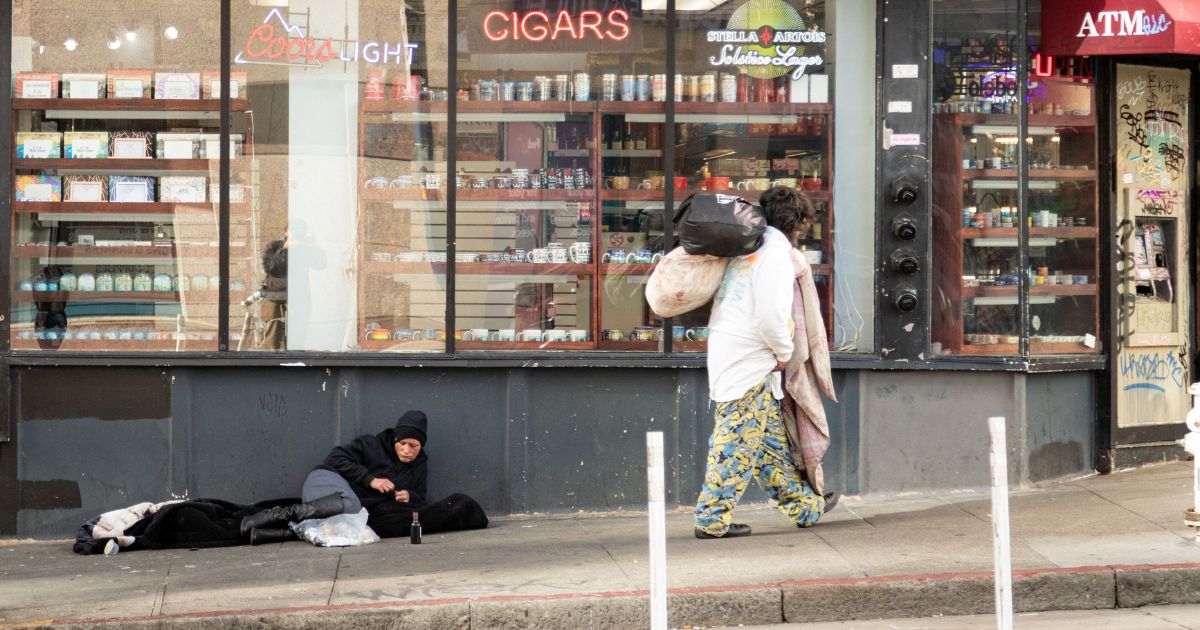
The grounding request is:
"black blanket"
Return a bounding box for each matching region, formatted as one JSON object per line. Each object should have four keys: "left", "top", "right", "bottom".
{"left": 73, "top": 494, "right": 488, "bottom": 555}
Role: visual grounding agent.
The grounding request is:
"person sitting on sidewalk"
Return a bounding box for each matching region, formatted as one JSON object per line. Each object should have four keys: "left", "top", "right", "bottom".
{"left": 239, "top": 410, "right": 487, "bottom": 543}
{"left": 693, "top": 186, "right": 836, "bottom": 539}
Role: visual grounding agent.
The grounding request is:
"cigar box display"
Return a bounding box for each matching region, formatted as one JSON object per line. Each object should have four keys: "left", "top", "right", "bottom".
{"left": 15, "top": 175, "right": 62, "bottom": 202}
{"left": 15, "top": 132, "right": 62, "bottom": 158}
{"left": 61, "top": 73, "right": 107, "bottom": 99}
{"left": 64, "top": 176, "right": 108, "bottom": 202}
{"left": 154, "top": 72, "right": 201, "bottom": 100}
{"left": 201, "top": 71, "right": 247, "bottom": 99}
{"left": 107, "top": 70, "right": 153, "bottom": 98}
{"left": 64, "top": 131, "right": 110, "bottom": 159}
{"left": 212, "top": 183, "right": 247, "bottom": 203}
{"left": 14, "top": 72, "right": 59, "bottom": 98}
{"left": 159, "top": 176, "right": 207, "bottom": 203}
{"left": 110, "top": 131, "right": 154, "bottom": 159}
{"left": 107, "top": 176, "right": 156, "bottom": 203}
{"left": 199, "top": 133, "right": 244, "bottom": 159}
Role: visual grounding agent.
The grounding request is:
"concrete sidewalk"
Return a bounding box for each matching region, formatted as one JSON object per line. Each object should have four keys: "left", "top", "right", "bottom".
{"left": 2, "top": 462, "right": 1198, "bottom": 629}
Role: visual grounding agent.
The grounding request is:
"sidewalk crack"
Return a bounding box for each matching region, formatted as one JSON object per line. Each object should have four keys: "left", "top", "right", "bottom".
{"left": 327, "top": 553, "right": 343, "bottom": 606}
{"left": 1073, "top": 484, "right": 1191, "bottom": 542}
{"left": 152, "top": 562, "right": 172, "bottom": 617}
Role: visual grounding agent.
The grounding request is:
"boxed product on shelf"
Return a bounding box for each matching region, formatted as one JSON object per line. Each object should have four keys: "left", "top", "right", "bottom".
{"left": 156, "top": 132, "right": 202, "bottom": 159}
{"left": 64, "top": 175, "right": 108, "bottom": 202}
{"left": 200, "top": 133, "right": 243, "bottom": 159}
{"left": 211, "top": 183, "right": 246, "bottom": 203}
{"left": 15, "top": 175, "right": 62, "bottom": 201}
{"left": 160, "top": 176, "right": 207, "bottom": 203}
{"left": 154, "top": 72, "right": 201, "bottom": 99}
{"left": 64, "top": 131, "right": 110, "bottom": 159}
{"left": 201, "top": 71, "right": 247, "bottom": 99}
{"left": 107, "top": 176, "right": 156, "bottom": 202}
{"left": 14, "top": 72, "right": 59, "bottom": 98}
{"left": 107, "top": 70, "right": 153, "bottom": 98}
{"left": 15, "top": 132, "right": 62, "bottom": 158}
{"left": 61, "top": 73, "right": 107, "bottom": 99}
{"left": 109, "top": 131, "right": 154, "bottom": 158}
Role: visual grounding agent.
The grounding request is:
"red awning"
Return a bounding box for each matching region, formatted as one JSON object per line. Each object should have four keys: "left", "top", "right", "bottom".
{"left": 1041, "top": 0, "right": 1200, "bottom": 56}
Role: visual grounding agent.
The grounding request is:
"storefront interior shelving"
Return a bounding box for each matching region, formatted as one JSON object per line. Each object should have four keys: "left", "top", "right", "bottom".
{"left": 9, "top": 96, "right": 256, "bottom": 350}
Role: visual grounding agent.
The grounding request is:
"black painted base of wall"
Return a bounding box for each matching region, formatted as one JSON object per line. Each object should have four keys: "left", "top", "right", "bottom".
{"left": 1111, "top": 443, "right": 1190, "bottom": 470}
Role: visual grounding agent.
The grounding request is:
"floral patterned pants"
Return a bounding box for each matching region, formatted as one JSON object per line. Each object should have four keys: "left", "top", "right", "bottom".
{"left": 694, "top": 379, "right": 824, "bottom": 535}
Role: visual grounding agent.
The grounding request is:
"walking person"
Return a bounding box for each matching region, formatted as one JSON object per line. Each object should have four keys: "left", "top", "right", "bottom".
{"left": 694, "top": 186, "right": 836, "bottom": 539}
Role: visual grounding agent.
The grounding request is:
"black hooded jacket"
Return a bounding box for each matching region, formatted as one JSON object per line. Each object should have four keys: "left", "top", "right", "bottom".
{"left": 316, "top": 427, "right": 428, "bottom": 510}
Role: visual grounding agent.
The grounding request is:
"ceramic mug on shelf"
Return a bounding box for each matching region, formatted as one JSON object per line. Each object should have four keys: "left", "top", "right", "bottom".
{"left": 702, "top": 176, "right": 731, "bottom": 191}
{"left": 544, "top": 330, "right": 567, "bottom": 342}
{"left": 601, "top": 249, "right": 628, "bottom": 264}
{"left": 528, "top": 248, "right": 551, "bottom": 264}
{"left": 569, "top": 329, "right": 588, "bottom": 342}
{"left": 496, "top": 329, "right": 516, "bottom": 342}
{"left": 771, "top": 178, "right": 798, "bottom": 189}
{"left": 605, "top": 176, "right": 631, "bottom": 190}
{"left": 517, "top": 329, "right": 543, "bottom": 342}
{"left": 601, "top": 329, "right": 624, "bottom": 341}
{"left": 569, "top": 242, "right": 591, "bottom": 264}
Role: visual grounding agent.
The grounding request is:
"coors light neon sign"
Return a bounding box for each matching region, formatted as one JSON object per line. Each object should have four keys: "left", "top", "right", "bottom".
{"left": 236, "top": 8, "right": 418, "bottom": 68}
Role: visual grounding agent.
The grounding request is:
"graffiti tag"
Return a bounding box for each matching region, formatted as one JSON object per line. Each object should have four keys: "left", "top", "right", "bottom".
{"left": 1119, "top": 350, "right": 1184, "bottom": 393}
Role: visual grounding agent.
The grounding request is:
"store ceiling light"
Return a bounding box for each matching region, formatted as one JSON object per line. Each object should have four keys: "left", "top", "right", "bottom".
{"left": 164, "top": 26, "right": 179, "bottom": 40}
{"left": 125, "top": 30, "right": 138, "bottom": 42}
{"left": 63, "top": 38, "right": 78, "bottom": 52}
{"left": 107, "top": 35, "right": 122, "bottom": 50}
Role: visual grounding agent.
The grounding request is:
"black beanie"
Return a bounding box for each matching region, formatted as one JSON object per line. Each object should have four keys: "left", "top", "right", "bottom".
{"left": 393, "top": 410, "right": 428, "bottom": 446}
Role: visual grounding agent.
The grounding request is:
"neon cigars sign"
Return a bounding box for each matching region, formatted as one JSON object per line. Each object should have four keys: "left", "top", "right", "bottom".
{"left": 707, "top": 0, "right": 825, "bottom": 80}
{"left": 482, "top": 9, "right": 630, "bottom": 42}
{"left": 236, "top": 8, "right": 418, "bottom": 68}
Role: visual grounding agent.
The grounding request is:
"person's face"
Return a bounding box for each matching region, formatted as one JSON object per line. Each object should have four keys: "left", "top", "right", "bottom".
{"left": 394, "top": 438, "right": 422, "bottom": 463}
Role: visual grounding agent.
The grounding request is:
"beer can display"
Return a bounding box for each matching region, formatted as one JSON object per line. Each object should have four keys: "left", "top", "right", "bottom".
{"left": 719, "top": 73, "right": 737, "bottom": 103}
{"left": 534, "top": 75, "right": 552, "bottom": 101}
{"left": 601, "top": 73, "right": 618, "bottom": 101}
{"left": 636, "top": 75, "right": 650, "bottom": 101}
{"left": 687, "top": 75, "right": 700, "bottom": 102}
{"left": 573, "top": 72, "right": 590, "bottom": 102}
{"left": 700, "top": 73, "right": 717, "bottom": 103}
{"left": 554, "top": 74, "right": 571, "bottom": 101}
{"left": 620, "top": 74, "right": 636, "bottom": 101}
{"left": 515, "top": 81, "right": 533, "bottom": 101}
{"left": 499, "top": 81, "right": 515, "bottom": 101}
{"left": 651, "top": 74, "right": 667, "bottom": 102}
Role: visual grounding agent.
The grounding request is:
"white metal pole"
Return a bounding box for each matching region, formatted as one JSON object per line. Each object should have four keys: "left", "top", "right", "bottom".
{"left": 1184, "top": 384, "right": 1200, "bottom": 544}
{"left": 987, "top": 416, "right": 1014, "bottom": 630}
{"left": 646, "top": 431, "right": 668, "bottom": 630}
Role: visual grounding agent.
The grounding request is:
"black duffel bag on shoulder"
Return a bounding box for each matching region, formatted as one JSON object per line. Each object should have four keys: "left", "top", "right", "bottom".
{"left": 673, "top": 193, "right": 767, "bottom": 258}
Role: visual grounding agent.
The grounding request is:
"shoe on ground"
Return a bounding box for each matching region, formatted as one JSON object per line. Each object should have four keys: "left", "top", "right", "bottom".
{"left": 694, "top": 523, "right": 752, "bottom": 539}
{"left": 822, "top": 492, "right": 839, "bottom": 515}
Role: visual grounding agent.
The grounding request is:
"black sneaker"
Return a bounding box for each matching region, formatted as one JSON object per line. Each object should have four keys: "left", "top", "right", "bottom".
{"left": 822, "top": 492, "right": 839, "bottom": 515}
{"left": 694, "top": 523, "right": 752, "bottom": 539}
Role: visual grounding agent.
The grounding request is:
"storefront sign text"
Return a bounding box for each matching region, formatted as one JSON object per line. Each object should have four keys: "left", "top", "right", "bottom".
{"left": 707, "top": 0, "right": 825, "bottom": 80}
{"left": 236, "top": 8, "right": 418, "bottom": 68}
{"left": 482, "top": 9, "right": 630, "bottom": 42}
{"left": 1076, "top": 10, "right": 1172, "bottom": 38}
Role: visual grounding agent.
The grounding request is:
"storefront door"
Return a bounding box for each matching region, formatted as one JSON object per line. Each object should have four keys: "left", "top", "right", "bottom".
{"left": 1112, "top": 64, "right": 1192, "bottom": 437}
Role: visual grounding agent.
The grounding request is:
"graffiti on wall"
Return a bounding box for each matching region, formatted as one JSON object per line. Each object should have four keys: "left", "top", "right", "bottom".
{"left": 1119, "top": 349, "right": 1184, "bottom": 393}
{"left": 1116, "top": 67, "right": 1189, "bottom": 189}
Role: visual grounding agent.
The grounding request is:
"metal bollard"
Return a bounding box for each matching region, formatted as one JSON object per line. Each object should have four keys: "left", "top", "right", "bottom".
{"left": 1184, "top": 384, "right": 1200, "bottom": 543}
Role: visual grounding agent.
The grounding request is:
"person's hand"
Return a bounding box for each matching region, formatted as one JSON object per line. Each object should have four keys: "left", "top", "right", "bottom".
{"left": 369, "top": 478, "right": 394, "bottom": 493}
{"left": 394, "top": 490, "right": 410, "bottom": 503}
{"left": 773, "top": 361, "right": 788, "bottom": 372}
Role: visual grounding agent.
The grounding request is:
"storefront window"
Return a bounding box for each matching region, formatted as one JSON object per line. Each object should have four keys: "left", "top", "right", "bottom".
{"left": 9, "top": 0, "right": 874, "bottom": 357}
{"left": 931, "top": 0, "right": 1098, "bottom": 356}
{"left": 10, "top": 0, "right": 222, "bottom": 350}
{"left": 232, "top": 0, "right": 448, "bottom": 352}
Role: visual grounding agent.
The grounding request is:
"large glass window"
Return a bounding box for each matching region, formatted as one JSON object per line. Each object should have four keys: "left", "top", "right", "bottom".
{"left": 10, "top": 0, "right": 222, "bottom": 350}
{"left": 931, "top": 0, "right": 1098, "bottom": 356}
{"left": 10, "top": 0, "right": 874, "bottom": 356}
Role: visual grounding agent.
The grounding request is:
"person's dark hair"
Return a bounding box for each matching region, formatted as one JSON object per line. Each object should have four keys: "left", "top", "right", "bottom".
{"left": 758, "top": 186, "right": 820, "bottom": 235}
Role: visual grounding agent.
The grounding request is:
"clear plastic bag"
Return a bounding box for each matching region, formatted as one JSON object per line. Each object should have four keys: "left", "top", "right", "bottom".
{"left": 291, "top": 508, "right": 380, "bottom": 547}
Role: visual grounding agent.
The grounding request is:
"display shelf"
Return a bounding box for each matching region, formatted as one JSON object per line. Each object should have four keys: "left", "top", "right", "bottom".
{"left": 361, "top": 188, "right": 443, "bottom": 202}
{"left": 12, "top": 290, "right": 223, "bottom": 303}
{"left": 12, "top": 98, "right": 249, "bottom": 112}
{"left": 10, "top": 338, "right": 196, "bottom": 351}
{"left": 598, "top": 102, "right": 668, "bottom": 114}
{"left": 13, "top": 244, "right": 236, "bottom": 262}
{"left": 599, "top": 188, "right": 830, "bottom": 202}
{"left": 603, "top": 149, "right": 663, "bottom": 158}
{"left": 948, "top": 112, "right": 1096, "bottom": 128}
{"left": 456, "top": 341, "right": 593, "bottom": 351}
{"left": 458, "top": 189, "right": 592, "bottom": 202}
{"left": 13, "top": 201, "right": 243, "bottom": 215}
{"left": 600, "top": 262, "right": 656, "bottom": 276}
{"left": 13, "top": 158, "right": 216, "bottom": 172}
{"left": 598, "top": 340, "right": 661, "bottom": 351}
{"left": 957, "top": 343, "right": 1018, "bottom": 355}
{"left": 361, "top": 260, "right": 591, "bottom": 277}
{"left": 961, "top": 284, "right": 1097, "bottom": 299}
{"left": 674, "top": 102, "right": 832, "bottom": 115}
{"left": 961, "top": 227, "right": 1099, "bottom": 239}
{"left": 548, "top": 149, "right": 591, "bottom": 158}
{"left": 961, "top": 168, "right": 1096, "bottom": 180}
{"left": 358, "top": 339, "right": 446, "bottom": 352}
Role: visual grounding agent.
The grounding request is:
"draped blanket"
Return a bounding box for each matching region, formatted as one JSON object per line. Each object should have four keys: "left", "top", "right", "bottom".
{"left": 780, "top": 250, "right": 836, "bottom": 496}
